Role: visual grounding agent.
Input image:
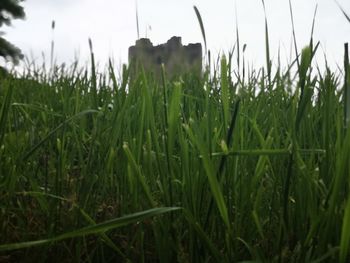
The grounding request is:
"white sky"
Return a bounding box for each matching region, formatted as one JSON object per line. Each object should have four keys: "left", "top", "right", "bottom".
{"left": 2, "top": 0, "right": 350, "bottom": 72}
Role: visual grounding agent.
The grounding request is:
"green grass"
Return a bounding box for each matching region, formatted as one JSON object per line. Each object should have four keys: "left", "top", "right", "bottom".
{"left": 1, "top": 11, "right": 350, "bottom": 263}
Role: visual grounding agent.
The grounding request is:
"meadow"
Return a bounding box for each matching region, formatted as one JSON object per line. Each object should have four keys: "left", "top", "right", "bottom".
{"left": 1, "top": 7, "right": 350, "bottom": 262}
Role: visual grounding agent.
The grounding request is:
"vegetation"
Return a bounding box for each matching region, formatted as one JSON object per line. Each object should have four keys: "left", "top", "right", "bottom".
{"left": 1, "top": 4, "right": 350, "bottom": 263}
{"left": 0, "top": 0, "right": 25, "bottom": 69}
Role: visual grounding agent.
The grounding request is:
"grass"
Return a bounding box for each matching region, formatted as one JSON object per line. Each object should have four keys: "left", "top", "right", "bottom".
{"left": 0, "top": 7, "right": 350, "bottom": 263}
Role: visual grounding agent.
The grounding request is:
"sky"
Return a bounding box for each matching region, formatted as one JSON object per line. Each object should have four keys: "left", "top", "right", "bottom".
{"left": 2, "top": 0, "right": 350, "bottom": 72}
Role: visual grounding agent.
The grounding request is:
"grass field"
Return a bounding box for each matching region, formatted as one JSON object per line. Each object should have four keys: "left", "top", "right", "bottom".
{"left": 1, "top": 8, "right": 350, "bottom": 262}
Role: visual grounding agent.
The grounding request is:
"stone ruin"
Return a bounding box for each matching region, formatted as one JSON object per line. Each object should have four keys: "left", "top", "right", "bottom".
{"left": 128, "top": 36, "right": 202, "bottom": 81}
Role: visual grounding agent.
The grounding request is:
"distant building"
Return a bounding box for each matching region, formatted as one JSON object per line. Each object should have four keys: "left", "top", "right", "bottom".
{"left": 128, "top": 36, "right": 202, "bottom": 81}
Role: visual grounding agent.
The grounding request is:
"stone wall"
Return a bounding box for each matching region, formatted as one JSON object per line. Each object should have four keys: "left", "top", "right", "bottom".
{"left": 128, "top": 36, "right": 202, "bottom": 81}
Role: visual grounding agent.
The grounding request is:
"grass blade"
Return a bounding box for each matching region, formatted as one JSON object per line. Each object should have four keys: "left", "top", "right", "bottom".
{"left": 167, "top": 81, "right": 182, "bottom": 158}
{"left": 344, "top": 43, "right": 350, "bottom": 128}
{"left": 340, "top": 196, "right": 350, "bottom": 263}
{"left": 21, "top": 109, "right": 98, "bottom": 161}
{"left": 0, "top": 207, "right": 180, "bottom": 251}
{"left": 221, "top": 55, "right": 229, "bottom": 130}
{"left": 183, "top": 210, "right": 224, "bottom": 262}
{"left": 88, "top": 38, "right": 98, "bottom": 109}
{"left": 261, "top": 0, "right": 272, "bottom": 86}
{"left": 335, "top": 0, "right": 350, "bottom": 23}
{"left": 0, "top": 79, "right": 13, "bottom": 148}
{"left": 184, "top": 124, "right": 230, "bottom": 230}
{"left": 288, "top": 0, "right": 300, "bottom": 69}
{"left": 123, "top": 142, "right": 156, "bottom": 207}
{"left": 295, "top": 46, "right": 313, "bottom": 132}
{"left": 193, "top": 5, "right": 207, "bottom": 54}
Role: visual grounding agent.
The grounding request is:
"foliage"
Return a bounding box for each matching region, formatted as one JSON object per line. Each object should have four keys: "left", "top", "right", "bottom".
{"left": 0, "top": 41, "right": 349, "bottom": 262}
{"left": 0, "top": 0, "right": 25, "bottom": 65}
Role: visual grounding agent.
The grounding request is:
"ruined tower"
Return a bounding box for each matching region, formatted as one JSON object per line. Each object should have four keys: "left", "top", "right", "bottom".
{"left": 128, "top": 36, "right": 202, "bottom": 81}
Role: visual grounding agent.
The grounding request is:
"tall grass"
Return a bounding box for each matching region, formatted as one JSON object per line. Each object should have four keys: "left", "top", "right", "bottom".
{"left": 0, "top": 9, "right": 350, "bottom": 263}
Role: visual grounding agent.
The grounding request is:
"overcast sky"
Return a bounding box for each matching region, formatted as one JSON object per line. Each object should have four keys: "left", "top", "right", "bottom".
{"left": 2, "top": 0, "right": 350, "bottom": 72}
